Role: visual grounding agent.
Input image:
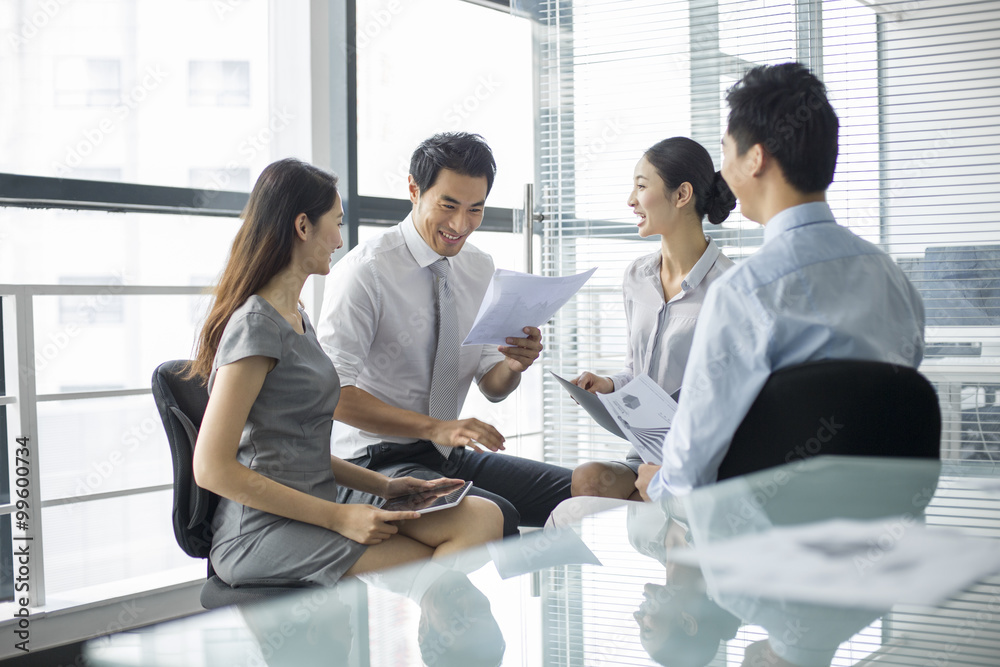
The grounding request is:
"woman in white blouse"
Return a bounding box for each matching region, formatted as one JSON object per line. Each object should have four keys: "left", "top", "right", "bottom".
{"left": 572, "top": 137, "right": 737, "bottom": 499}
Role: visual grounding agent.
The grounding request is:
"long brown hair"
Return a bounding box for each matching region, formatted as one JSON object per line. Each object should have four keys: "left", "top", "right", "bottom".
{"left": 187, "top": 158, "right": 339, "bottom": 381}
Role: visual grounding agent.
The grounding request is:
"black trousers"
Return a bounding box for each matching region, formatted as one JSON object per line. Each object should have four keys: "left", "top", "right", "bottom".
{"left": 337, "top": 441, "right": 573, "bottom": 537}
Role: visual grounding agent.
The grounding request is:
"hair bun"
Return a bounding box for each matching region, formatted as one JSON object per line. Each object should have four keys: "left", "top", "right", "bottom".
{"left": 705, "top": 171, "right": 737, "bottom": 225}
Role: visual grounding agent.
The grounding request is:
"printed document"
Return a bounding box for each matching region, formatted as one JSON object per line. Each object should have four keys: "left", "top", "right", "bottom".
{"left": 463, "top": 267, "right": 597, "bottom": 346}
{"left": 551, "top": 372, "right": 626, "bottom": 439}
{"left": 553, "top": 372, "right": 677, "bottom": 464}
{"left": 666, "top": 518, "right": 1000, "bottom": 608}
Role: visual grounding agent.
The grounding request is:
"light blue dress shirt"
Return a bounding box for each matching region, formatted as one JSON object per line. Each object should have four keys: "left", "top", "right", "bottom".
{"left": 647, "top": 202, "right": 926, "bottom": 500}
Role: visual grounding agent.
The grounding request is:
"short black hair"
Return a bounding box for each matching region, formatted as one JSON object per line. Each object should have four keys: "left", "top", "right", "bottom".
{"left": 409, "top": 132, "right": 497, "bottom": 197}
{"left": 644, "top": 137, "right": 736, "bottom": 225}
{"left": 725, "top": 62, "right": 839, "bottom": 194}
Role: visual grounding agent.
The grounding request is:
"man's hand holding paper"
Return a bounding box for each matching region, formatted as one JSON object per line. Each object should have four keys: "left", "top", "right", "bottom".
{"left": 498, "top": 326, "right": 543, "bottom": 373}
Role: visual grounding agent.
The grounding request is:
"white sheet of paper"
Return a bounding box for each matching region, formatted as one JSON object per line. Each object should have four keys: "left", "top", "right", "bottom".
{"left": 597, "top": 374, "right": 678, "bottom": 464}
{"left": 462, "top": 267, "right": 597, "bottom": 346}
{"left": 489, "top": 525, "right": 602, "bottom": 579}
{"left": 551, "top": 372, "right": 626, "bottom": 439}
{"left": 667, "top": 518, "right": 1000, "bottom": 609}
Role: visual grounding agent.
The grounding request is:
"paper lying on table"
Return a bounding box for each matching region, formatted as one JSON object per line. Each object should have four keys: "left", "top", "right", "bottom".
{"left": 552, "top": 372, "right": 677, "bottom": 464}
{"left": 462, "top": 267, "right": 597, "bottom": 346}
{"left": 489, "top": 525, "right": 602, "bottom": 580}
{"left": 666, "top": 518, "right": 1000, "bottom": 609}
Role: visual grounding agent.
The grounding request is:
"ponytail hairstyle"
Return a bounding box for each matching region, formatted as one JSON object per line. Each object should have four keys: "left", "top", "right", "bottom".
{"left": 643, "top": 137, "right": 736, "bottom": 225}
{"left": 187, "top": 158, "right": 339, "bottom": 381}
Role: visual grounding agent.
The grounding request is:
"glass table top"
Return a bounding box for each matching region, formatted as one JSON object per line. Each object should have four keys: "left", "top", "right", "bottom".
{"left": 84, "top": 456, "right": 1000, "bottom": 666}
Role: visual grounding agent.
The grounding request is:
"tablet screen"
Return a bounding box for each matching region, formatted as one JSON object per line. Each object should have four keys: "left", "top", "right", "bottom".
{"left": 380, "top": 481, "right": 473, "bottom": 514}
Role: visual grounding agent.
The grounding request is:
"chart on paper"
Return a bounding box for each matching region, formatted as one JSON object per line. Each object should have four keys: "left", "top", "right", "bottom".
{"left": 553, "top": 371, "right": 677, "bottom": 464}
{"left": 463, "top": 267, "right": 597, "bottom": 346}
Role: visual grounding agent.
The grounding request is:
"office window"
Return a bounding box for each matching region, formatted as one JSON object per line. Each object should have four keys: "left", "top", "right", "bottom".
{"left": 534, "top": 0, "right": 1000, "bottom": 471}
{"left": 0, "top": 2, "right": 294, "bottom": 188}
{"left": 531, "top": 0, "right": 1000, "bottom": 663}
{"left": 188, "top": 60, "right": 251, "bottom": 107}
{"left": 355, "top": 0, "right": 534, "bottom": 209}
{"left": 54, "top": 58, "right": 121, "bottom": 107}
{"left": 72, "top": 167, "right": 124, "bottom": 183}
{"left": 58, "top": 275, "right": 125, "bottom": 326}
{"left": 190, "top": 167, "right": 251, "bottom": 193}
{"left": 0, "top": 0, "right": 300, "bottom": 637}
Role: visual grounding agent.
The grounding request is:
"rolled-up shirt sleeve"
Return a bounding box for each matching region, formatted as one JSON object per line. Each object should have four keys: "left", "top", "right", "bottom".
{"left": 475, "top": 348, "right": 506, "bottom": 385}
{"left": 648, "top": 282, "right": 774, "bottom": 500}
{"left": 317, "top": 256, "right": 381, "bottom": 388}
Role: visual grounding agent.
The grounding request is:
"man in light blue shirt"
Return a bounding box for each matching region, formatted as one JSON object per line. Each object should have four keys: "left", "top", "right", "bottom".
{"left": 637, "top": 62, "right": 925, "bottom": 501}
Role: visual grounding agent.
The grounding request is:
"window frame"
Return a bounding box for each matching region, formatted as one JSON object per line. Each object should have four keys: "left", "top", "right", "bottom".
{"left": 0, "top": 0, "right": 524, "bottom": 651}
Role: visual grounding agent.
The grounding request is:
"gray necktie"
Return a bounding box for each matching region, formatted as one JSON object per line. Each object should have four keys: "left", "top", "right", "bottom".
{"left": 429, "top": 258, "right": 461, "bottom": 458}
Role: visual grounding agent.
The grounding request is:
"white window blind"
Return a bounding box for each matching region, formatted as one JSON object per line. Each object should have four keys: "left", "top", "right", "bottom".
{"left": 531, "top": 0, "right": 1000, "bottom": 664}
{"left": 535, "top": 0, "right": 1000, "bottom": 470}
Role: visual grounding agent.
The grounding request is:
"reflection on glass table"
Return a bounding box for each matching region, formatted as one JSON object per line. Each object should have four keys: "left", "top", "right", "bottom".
{"left": 85, "top": 456, "right": 1000, "bottom": 666}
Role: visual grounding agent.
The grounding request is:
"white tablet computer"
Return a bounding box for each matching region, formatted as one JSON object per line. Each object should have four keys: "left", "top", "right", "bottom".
{"left": 380, "top": 480, "right": 473, "bottom": 514}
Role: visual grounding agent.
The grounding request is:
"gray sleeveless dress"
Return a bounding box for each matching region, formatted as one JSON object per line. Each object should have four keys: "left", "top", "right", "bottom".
{"left": 207, "top": 295, "right": 367, "bottom": 585}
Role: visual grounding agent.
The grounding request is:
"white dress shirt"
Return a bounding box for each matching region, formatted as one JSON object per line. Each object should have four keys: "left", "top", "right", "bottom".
{"left": 647, "top": 202, "right": 926, "bottom": 500}
{"left": 317, "top": 215, "right": 504, "bottom": 460}
{"left": 609, "top": 237, "right": 734, "bottom": 396}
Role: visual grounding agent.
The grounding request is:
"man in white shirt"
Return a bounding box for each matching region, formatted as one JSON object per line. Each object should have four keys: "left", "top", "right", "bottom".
{"left": 318, "top": 132, "right": 572, "bottom": 536}
{"left": 636, "top": 62, "right": 925, "bottom": 501}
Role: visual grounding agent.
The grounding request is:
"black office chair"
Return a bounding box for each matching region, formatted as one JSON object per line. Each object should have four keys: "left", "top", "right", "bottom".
{"left": 152, "top": 359, "right": 317, "bottom": 608}
{"left": 716, "top": 359, "right": 941, "bottom": 481}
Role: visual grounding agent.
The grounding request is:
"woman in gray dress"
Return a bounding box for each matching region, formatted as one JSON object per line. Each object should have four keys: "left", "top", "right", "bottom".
{"left": 188, "top": 158, "right": 503, "bottom": 586}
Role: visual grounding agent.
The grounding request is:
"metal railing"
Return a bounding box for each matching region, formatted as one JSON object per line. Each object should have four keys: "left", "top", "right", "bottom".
{"left": 1, "top": 283, "right": 207, "bottom": 607}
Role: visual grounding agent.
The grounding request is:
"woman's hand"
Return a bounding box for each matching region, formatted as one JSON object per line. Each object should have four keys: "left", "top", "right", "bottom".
{"left": 329, "top": 504, "right": 421, "bottom": 545}
{"left": 382, "top": 475, "right": 465, "bottom": 500}
{"left": 573, "top": 371, "right": 615, "bottom": 394}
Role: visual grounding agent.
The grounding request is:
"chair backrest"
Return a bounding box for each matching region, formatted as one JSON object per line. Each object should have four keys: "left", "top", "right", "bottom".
{"left": 151, "top": 359, "right": 219, "bottom": 560}
{"left": 716, "top": 359, "right": 942, "bottom": 481}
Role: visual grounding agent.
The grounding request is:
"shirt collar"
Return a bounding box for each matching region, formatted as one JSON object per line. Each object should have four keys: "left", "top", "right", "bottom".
{"left": 763, "top": 201, "right": 836, "bottom": 245}
{"left": 400, "top": 213, "right": 443, "bottom": 268}
{"left": 681, "top": 236, "right": 722, "bottom": 292}
{"left": 640, "top": 236, "right": 721, "bottom": 290}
